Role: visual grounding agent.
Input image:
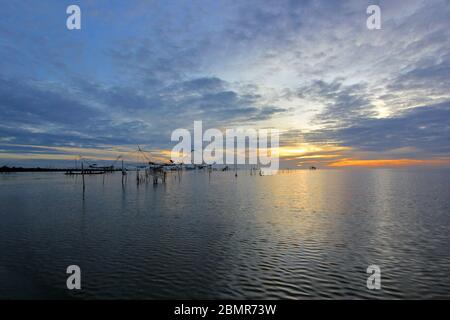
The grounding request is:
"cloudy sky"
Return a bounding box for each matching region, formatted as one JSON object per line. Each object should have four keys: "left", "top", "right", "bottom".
{"left": 0, "top": 0, "right": 449, "bottom": 168}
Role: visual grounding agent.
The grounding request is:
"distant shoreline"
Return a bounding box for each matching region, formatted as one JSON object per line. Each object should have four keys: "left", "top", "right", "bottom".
{"left": 0, "top": 166, "right": 75, "bottom": 173}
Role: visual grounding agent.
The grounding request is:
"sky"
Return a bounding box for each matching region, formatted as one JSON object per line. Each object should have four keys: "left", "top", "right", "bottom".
{"left": 0, "top": 0, "right": 449, "bottom": 168}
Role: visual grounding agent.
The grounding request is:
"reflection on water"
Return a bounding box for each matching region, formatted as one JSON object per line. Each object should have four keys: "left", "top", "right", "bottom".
{"left": 0, "top": 169, "right": 449, "bottom": 299}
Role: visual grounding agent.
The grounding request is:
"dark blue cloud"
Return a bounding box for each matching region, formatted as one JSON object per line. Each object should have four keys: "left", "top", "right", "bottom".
{"left": 298, "top": 79, "right": 376, "bottom": 126}
{"left": 0, "top": 74, "right": 286, "bottom": 150}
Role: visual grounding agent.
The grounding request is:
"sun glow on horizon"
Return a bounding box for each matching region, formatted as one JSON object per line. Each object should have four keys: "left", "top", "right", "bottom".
{"left": 329, "top": 158, "right": 450, "bottom": 167}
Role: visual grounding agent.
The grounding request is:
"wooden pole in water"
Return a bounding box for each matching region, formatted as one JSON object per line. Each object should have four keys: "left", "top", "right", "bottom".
{"left": 121, "top": 159, "right": 124, "bottom": 186}
{"left": 81, "top": 162, "right": 85, "bottom": 191}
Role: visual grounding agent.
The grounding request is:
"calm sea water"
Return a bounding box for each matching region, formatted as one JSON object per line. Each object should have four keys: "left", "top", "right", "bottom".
{"left": 0, "top": 169, "right": 449, "bottom": 299}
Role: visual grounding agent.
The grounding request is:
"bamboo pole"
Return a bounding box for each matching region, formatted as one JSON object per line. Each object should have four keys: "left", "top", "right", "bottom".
{"left": 81, "top": 162, "right": 85, "bottom": 191}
